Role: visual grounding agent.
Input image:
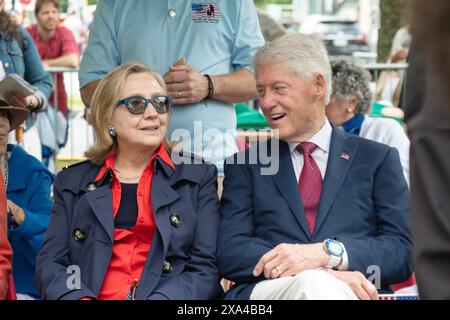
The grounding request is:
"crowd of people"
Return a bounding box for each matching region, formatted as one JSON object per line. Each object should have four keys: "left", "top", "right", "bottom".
{"left": 0, "top": 0, "right": 449, "bottom": 300}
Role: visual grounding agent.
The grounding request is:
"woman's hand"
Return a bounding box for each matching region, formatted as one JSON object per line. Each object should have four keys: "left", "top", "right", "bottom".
{"left": 7, "top": 200, "right": 26, "bottom": 225}
{"left": 3, "top": 91, "right": 39, "bottom": 110}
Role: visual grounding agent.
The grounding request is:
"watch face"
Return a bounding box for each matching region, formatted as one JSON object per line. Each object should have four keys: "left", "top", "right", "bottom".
{"left": 326, "top": 240, "right": 344, "bottom": 257}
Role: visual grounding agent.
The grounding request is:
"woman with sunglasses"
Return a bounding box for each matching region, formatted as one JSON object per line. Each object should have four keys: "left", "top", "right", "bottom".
{"left": 35, "top": 62, "right": 222, "bottom": 300}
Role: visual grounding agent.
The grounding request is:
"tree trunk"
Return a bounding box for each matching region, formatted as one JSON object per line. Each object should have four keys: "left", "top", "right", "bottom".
{"left": 377, "top": 0, "right": 410, "bottom": 62}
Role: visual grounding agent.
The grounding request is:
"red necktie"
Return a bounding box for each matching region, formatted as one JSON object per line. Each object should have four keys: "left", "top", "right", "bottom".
{"left": 297, "top": 142, "right": 323, "bottom": 235}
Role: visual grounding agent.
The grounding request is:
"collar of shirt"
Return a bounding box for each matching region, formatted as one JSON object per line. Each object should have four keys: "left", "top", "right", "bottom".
{"left": 95, "top": 144, "right": 175, "bottom": 183}
{"left": 287, "top": 119, "right": 332, "bottom": 181}
{"left": 341, "top": 114, "right": 365, "bottom": 136}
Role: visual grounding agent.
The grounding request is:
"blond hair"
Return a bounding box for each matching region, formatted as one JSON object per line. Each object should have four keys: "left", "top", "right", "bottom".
{"left": 85, "top": 61, "right": 168, "bottom": 165}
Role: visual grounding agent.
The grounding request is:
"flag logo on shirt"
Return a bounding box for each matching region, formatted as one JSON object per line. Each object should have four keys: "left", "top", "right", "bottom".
{"left": 341, "top": 152, "right": 350, "bottom": 160}
{"left": 192, "top": 3, "right": 219, "bottom": 23}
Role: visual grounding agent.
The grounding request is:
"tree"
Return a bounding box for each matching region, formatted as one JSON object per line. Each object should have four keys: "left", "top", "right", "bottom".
{"left": 377, "top": 0, "right": 410, "bottom": 62}
{"left": 59, "top": 0, "right": 68, "bottom": 12}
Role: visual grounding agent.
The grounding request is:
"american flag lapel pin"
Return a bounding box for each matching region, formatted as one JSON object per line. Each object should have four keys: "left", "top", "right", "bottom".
{"left": 341, "top": 152, "right": 350, "bottom": 160}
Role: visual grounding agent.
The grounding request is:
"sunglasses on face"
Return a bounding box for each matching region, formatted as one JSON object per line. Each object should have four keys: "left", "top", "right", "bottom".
{"left": 116, "top": 95, "right": 172, "bottom": 115}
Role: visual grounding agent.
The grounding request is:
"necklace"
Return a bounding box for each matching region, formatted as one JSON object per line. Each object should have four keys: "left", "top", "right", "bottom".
{"left": 113, "top": 168, "right": 141, "bottom": 181}
{"left": 0, "top": 154, "right": 8, "bottom": 188}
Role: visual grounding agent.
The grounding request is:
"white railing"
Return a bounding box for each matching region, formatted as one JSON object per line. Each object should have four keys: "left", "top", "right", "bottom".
{"left": 44, "top": 67, "right": 92, "bottom": 165}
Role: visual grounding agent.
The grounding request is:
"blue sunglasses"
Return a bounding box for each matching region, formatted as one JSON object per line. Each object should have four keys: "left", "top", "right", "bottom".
{"left": 116, "top": 95, "right": 172, "bottom": 114}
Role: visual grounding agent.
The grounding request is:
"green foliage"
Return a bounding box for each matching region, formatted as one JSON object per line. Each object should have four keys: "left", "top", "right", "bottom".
{"left": 87, "top": 0, "right": 98, "bottom": 6}
{"left": 59, "top": 0, "right": 68, "bottom": 12}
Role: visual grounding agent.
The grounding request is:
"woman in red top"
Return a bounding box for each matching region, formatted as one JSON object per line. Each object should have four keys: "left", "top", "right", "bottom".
{"left": 0, "top": 102, "right": 28, "bottom": 299}
{"left": 35, "top": 62, "right": 222, "bottom": 300}
{"left": 0, "top": 173, "right": 11, "bottom": 300}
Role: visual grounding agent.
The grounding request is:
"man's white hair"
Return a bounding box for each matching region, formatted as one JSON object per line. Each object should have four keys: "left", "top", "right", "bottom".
{"left": 254, "top": 32, "right": 332, "bottom": 105}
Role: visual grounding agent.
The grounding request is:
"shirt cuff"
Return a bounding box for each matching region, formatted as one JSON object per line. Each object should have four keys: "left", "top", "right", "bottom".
{"left": 338, "top": 242, "right": 349, "bottom": 271}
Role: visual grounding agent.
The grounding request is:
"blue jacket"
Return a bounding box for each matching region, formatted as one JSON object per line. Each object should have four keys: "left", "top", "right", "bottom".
{"left": 6, "top": 144, "right": 54, "bottom": 297}
{"left": 218, "top": 127, "right": 413, "bottom": 299}
{"left": 0, "top": 26, "right": 52, "bottom": 111}
{"left": 35, "top": 154, "right": 222, "bottom": 300}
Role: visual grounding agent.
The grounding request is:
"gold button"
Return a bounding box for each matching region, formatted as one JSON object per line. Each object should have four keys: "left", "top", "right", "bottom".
{"left": 168, "top": 9, "right": 176, "bottom": 18}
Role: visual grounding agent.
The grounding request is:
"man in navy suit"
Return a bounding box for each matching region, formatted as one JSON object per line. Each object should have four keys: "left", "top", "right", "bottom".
{"left": 217, "top": 33, "right": 412, "bottom": 300}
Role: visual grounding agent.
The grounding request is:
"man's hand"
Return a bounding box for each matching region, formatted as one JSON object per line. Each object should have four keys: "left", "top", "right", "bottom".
{"left": 328, "top": 270, "right": 379, "bottom": 300}
{"left": 7, "top": 200, "right": 25, "bottom": 225}
{"left": 163, "top": 57, "right": 209, "bottom": 105}
{"left": 253, "top": 243, "right": 329, "bottom": 279}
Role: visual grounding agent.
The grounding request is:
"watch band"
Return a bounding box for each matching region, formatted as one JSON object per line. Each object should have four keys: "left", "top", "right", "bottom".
{"left": 327, "top": 254, "right": 343, "bottom": 269}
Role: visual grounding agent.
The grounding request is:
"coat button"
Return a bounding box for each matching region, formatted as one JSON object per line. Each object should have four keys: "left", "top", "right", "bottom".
{"left": 73, "top": 229, "right": 86, "bottom": 242}
{"left": 4, "top": 62, "right": 9, "bottom": 68}
{"left": 170, "top": 214, "right": 181, "bottom": 228}
{"left": 162, "top": 260, "right": 173, "bottom": 274}
{"left": 168, "top": 9, "right": 176, "bottom": 18}
{"left": 86, "top": 183, "right": 96, "bottom": 192}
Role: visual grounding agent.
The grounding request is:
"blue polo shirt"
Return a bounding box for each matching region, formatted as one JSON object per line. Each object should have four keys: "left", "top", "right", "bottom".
{"left": 79, "top": 0, "right": 264, "bottom": 174}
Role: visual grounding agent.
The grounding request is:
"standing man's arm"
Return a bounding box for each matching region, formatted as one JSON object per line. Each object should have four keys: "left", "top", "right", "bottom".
{"left": 79, "top": 0, "right": 119, "bottom": 108}
{"left": 163, "top": 0, "right": 264, "bottom": 106}
{"left": 80, "top": 80, "right": 101, "bottom": 110}
{"left": 163, "top": 62, "right": 258, "bottom": 105}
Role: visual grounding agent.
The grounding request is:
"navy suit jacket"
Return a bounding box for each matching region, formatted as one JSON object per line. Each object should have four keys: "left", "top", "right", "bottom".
{"left": 35, "top": 154, "right": 222, "bottom": 300}
{"left": 218, "top": 127, "right": 413, "bottom": 299}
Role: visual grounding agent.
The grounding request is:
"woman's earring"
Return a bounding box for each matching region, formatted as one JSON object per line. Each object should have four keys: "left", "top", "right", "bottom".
{"left": 346, "top": 108, "right": 353, "bottom": 113}
{"left": 108, "top": 127, "right": 116, "bottom": 137}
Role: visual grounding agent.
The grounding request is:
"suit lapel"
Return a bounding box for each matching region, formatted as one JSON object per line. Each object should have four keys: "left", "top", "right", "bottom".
{"left": 84, "top": 185, "right": 114, "bottom": 243}
{"left": 314, "top": 127, "right": 358, "bottom": 234}
{"left": 137, "top": 165, "right": 181, "bottom": 298}
{"left": 151, "top": 171, "right": 180, "bottom": 257}
{"left": 272, "top": 140, "right": 312, "bottom": 240}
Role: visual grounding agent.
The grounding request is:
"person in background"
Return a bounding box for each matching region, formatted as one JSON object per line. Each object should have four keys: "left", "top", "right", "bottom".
{"left": 0, "top": 0, "right": 52, "bottom": 161}
{"left": 407, "top": 0, "right": 450, "bottom": 300}
{"left": 79, "top": 0, "right": 264, "bottom": 176}
{"left": 218, "top": 33, "right": 412, "bottom": 300}
{"left": 326, "top": 58, "right": 410, "bottom": 185}
{"left": 27, "top": 0, "right": 80, "bottom": 172}
{"left": 0, "top": 100, "right": 28, "bottom": 300}
{"left": 375, "top": 26, "right": 411, "bottom": 109}
{"left": 389, "top": 26, "right": 411, "bottom": 64}
{"left": 256, "top": 9, "right": 287, "bottom": 42}
{"left": 0, "top": 157, "right": 12, "bottom": 300}
{"left": 35, "top": 62, "right": 222, "bottom": 300}
{"left": 0, "top": 99, "right": 54, "bottom": 300}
